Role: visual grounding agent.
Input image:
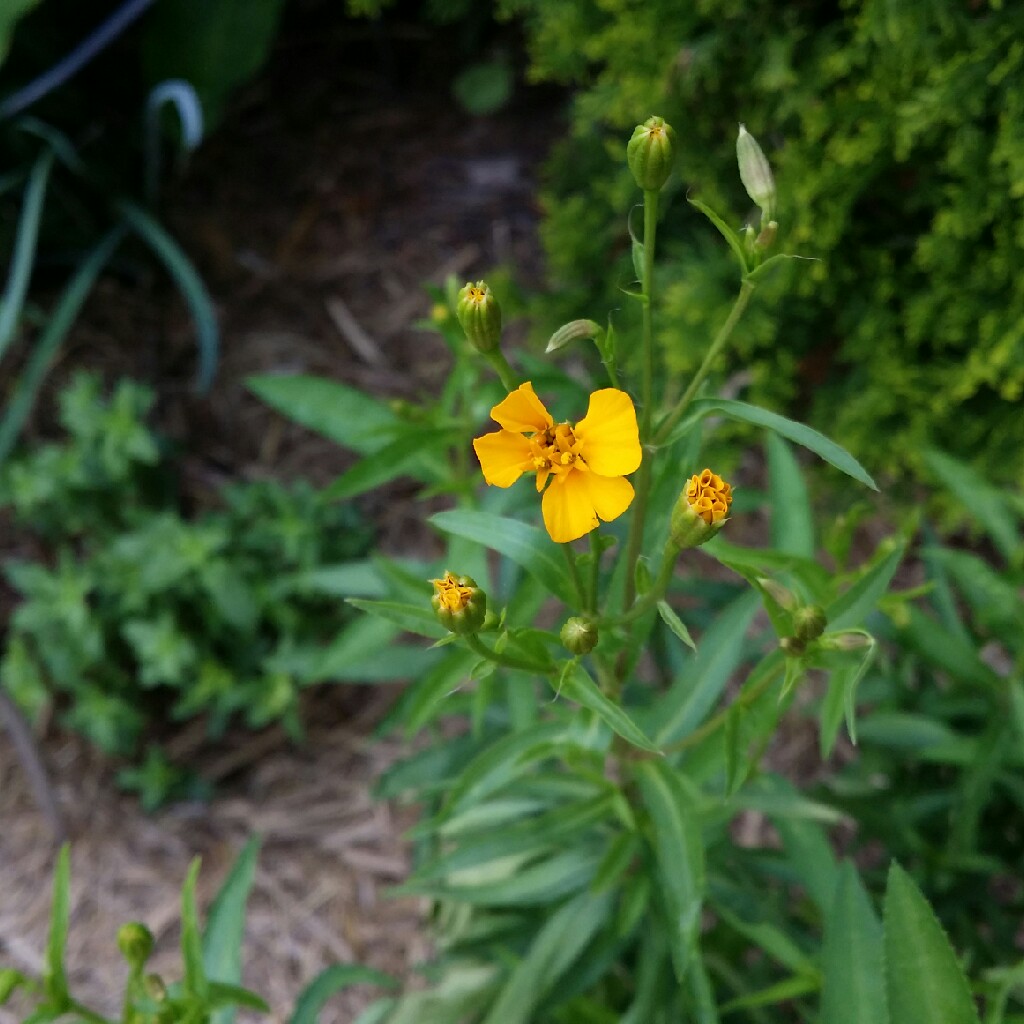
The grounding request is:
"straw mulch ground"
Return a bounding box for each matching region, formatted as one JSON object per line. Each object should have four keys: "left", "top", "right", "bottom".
{"left": 0, "top": 688, "right": 428, "bottom": 1023}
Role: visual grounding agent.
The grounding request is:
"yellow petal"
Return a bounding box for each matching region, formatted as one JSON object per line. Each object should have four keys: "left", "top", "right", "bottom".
{"left": 473, "top": 430, "right": 533, "bottom": 487}
{"left": 541, "top": 471, "right": 600, "bottom": 543}
{"left": 574, "top": 389, "right": 642, "bottom": 476}
{"left": 490, "top": 382, "right": 553, "bottom": 434}
{"left": 580, "top": 471, "right": 634, "bottom": 524}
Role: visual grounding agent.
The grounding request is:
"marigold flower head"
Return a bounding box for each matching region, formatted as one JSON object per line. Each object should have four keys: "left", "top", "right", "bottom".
{"left": 430, "top": 571, "right": 486, "bottom": 634}
{"left": 669, "top": 468, "right": 733, "bottom": 550}
{"left": 472, "top": 382, "right": 642, "bottom": 544}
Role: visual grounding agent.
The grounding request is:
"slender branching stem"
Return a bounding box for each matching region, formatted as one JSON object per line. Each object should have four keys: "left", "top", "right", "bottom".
{"left": 464, "top": 633, "right": 553, "bottom": 675}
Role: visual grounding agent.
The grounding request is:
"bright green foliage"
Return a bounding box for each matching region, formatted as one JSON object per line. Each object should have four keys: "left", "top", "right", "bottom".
{"left": 499, "top": 0, "right": 1024, "bottom": 487}
{"left": 0, "top": 374, "right": 371, "bottom": 808}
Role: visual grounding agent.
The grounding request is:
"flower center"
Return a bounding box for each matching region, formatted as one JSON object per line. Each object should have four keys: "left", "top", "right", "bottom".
{"left": 431, "top": 572, "right": 474, "bottom": 612}
{"left": 685, "top": 469, "right": 733, "bottom": 525}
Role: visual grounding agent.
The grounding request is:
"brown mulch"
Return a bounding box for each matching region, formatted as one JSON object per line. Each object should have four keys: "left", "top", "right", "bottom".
{"left": 0, "top": 689, "right": 429, "bottom": 1023}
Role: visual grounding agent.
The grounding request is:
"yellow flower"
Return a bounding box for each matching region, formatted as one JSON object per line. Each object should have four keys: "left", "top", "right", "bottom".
{"left": 473, "top": 382, "right": 642, "bottom": 543}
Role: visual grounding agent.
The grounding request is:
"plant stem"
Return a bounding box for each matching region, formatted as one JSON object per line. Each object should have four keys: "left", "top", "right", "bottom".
{"left": 620, "top": 189, "right": 661, "bottom": 615}
{"left": 597, "top": 546, "right": 678, "bottom": 628}
{"left": 562, "top": 543, "right": 586, "bottom": 609}
{"left": 654, "top": 279, "right": 756, "bottom": 447}
{"left": 464, "top": 633, "right": 552, "bottom": 675}
{"left": 587, "top": 532, "right": 601, "bottom": 613}
{"left": 485, "top": 349, "right": 519, "bottom": 392}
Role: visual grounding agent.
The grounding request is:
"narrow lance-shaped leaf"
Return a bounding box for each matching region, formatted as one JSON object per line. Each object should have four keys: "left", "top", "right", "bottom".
{"left": 558, "top": 661, "right": 660, "bottom": 753}
{"left": 290, "top": 966, "right": 398, "bottom": 1024}
{"left": 181, "top": 857, "right": 208, "bottom": 1000}
{"left": 44, "top": 843, "right": 71, "bottom": 1009}
{"left": 883, "top": 862, "right": 981, "bottom": 1024}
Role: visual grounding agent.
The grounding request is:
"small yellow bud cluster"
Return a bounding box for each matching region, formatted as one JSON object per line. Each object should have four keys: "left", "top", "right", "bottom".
{"left": 431, "top": 572, "right": 487, "bottom": 634}
{"left": 669, "top": 469, "right": 733, "bottom": 551}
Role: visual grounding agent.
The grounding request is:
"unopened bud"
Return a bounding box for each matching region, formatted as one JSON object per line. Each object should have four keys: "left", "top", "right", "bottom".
{"left": 758, "top": 577, "right": 797, "bottom": 611}
{"left": 560, "top": 617, "right": 598, "bottom": 655}
{"left": 144, "top": 974, "right": 167, "bottom": 1002}
{"left": 627, "top": 116, "right": 677, "bottom": 191}
{"left": 736, "top": 125, "right": 776, "bottom": 224}
{"left": 756, "top": 221, "right": 778, "bottom": 250}
{"left": 820, "top": 631, "right": 873, "bottom": 652}
{"left": 431, "top": 572, "right": 487, "bottom": 635}
{"left": 117, "top": 922, "right": 154, "bottom": 967}
{"left": 669, "top": 469, "right": 733, "bottom": 551}
{"left": 793, "top": 605, "right": 827, "bottom": 644}
{"left": 456, "top": 281, "right": 502, "bottom": 353}
{"left": 780, "top": 636, "right": 806, "bottom": 658}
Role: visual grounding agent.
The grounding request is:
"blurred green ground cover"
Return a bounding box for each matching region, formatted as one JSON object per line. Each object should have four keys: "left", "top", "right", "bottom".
{"left": 0, "top": 374, "right": 373, "bottom": 808}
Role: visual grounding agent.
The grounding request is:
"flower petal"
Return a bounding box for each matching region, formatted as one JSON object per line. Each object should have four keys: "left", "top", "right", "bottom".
{"left": 574, "top": 389, "right": 642, "bottom": 476}
{"left": 581, "top": 471, "right": 634, "bottom": 524}
{"left": 473, "top": 429, "right": 533, "bottom": 487}
{"left": 541, "top": 470, "right": 600, "bottom": 543}
{"left": 490, "top": 381, "right": 553, "bottom": 434}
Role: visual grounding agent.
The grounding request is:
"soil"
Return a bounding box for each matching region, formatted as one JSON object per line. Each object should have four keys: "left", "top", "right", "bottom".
{"left": 1, "top": 8, "right": 565, "bottom": 1021}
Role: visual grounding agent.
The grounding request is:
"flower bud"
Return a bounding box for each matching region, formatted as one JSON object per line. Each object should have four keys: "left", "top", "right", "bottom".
{"left": 431, "top": 572, "right": 487, "bottom": 635}
{"left": 736, "top": 125, "right": 776, "bottom": 224}
{"left": 793, "top": 605, "right": 827, "bottom": 644}
{"left": 757, "top": 577, "right": 797, "bottom": 611}
{"left": 627, "top": 116, "right": 676, "bottom": 191}
{"left": 560, "top": 617, "right": 598, "bottom": 655}
{"left": 780, "top": 635, "right": 806, "bottom": 657}
{"left": 144, "top": 974, "right": 167, "bottom": 1002}
{"left": 819, "top": 631, "right": 873, "bottom": 652}
{"left": 456, "top": 281, "right": 502, "bottom": 353}
{"left": 117, "top": 922, "right": 155, "bottom": 968}
{"left": 669, "top": 469, "right": 732, "bottom": 551}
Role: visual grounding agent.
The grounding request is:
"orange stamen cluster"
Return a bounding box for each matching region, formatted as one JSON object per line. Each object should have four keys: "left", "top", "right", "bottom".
{"left": 431, "top": 572, "right": 475, "bottom": 613}
{"left": 685, "top": 469, "right": 733, "bottom": 525}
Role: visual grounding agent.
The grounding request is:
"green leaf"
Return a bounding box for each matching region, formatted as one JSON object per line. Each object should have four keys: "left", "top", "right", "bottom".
{"left": 883, "top": 862, "right": 981, "bottom": 1024}
{"left": 636, "top": 761, "right": 705, "bottom": 981}
{"left": 396, "top": 649, "right": 476, "bottom": 733}
{"left": 481, "top": 890, "right": 612, "bottom": 1024}
{"left": 766, "top": 433, "right": 814, "bottom": 558}
{"left": 657, "top": 600, "right": 697, "bottom": 652}
{"left": 0, "top": 150, "right": 53, "bottom": 364}
{"left": 651, "top": 592, "right": 759, "bottom": 745}
{"left": 821, "top": 862, "right": 888, "bottom": 1024}
{"left": 289, "top": 966, "right": 397, "bottom": 1024}
{"left": 688, "top": 197, "right": 749, "bottom": 277}
{"left": 924, "top": 450, "right": 1020, "bottom": 563}
{"left": 688, "top": 398, "right": 877, "bottom": 490}
{"left": 430, "top": 509, "right": 576, "bottom": 605}
{"left": 558, "top": 662, "right": 660, "bottom": 752}
{"left": 203, "top": 838, "right": 260, "bottom": 1024}
{"left": 347, "top": 598, "right": 445, "bottom": 640}
{"left": 0, "top": 226, "right": 125, "bottom": 466}
{"left": 181, "top": 857, "right": 208, "bottom": 999}
{"left": 827, "top": 540, "right": 905, "bottom": 631}
{"left": 247, "top": 374, "right": 399, "bottom": 455}
{"left": 117, "top": 201, "right": 218, "bottom": 392}
{"left": 206, "top": 981, "right": 270, "bottom": 1012}
{"left": 43, "top": 844, "right": 70, "bottom": 1008}
{"left": 324, "top": 429, "right": 452, "bottom": 500}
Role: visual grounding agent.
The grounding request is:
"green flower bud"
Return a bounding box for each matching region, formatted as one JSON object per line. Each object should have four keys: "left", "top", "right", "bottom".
{"left": 560, "top": 617, "right": 598, "bottom": 655}
{"left": 757, "top": 577, "right": 798, "bottom": 611}
{"left": 669, "top": 469, "right": 733, "bottom": 551}
{"left": 0, "top": 968, "right": 24, "bottom": 1006}
{"left": 144, "top": 974, "right": 167, "bottom": 1002}
{"left": 736, "top": 124, "right": 776, "bottom": 224}
{"left": 431, "top": 572, "right": 487, "bottom": 635}
{"left": 117, "top": 922, "right": 155, "bottom": 968}
{"left": 456, "top": 281, "right": 502, "bottom": 354}
{"left": 627, "top": 116, "right": 676, "bottom": 191}
{"left": 819, "top": 631, "right": 873, "bottom": 652}
{"left": 780, "top": 635, "right": 806, "bottom": 658}
{"left": 793, "top": 605, "right": 827, "bottom": 644}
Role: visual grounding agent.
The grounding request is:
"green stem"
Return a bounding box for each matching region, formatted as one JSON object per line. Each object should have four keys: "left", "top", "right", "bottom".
{"left": 587, "top": 532, "right": 601, "bottom": 614}
{"left": 70, "top": 999, "right": 115, "bottom": 1024}
{"left": 485, "top": 349, "right": 519, "bottom": 392}
{"left": 640, "top": 189, "right": 659, "bottom": 440}
{"left": 598, "top": 545, "right": 678, "bottom": 628}
{"left": 464, "top": 633, "right": 552, "bottom": 675}
{"left": 562, "top": 543, "right": 586, "bottom": 609}
{"left": 654, "top": 279, "right": 756, "bottom": 447}
{"left": 620, "top": 189, "right": 661, "bottom": 616}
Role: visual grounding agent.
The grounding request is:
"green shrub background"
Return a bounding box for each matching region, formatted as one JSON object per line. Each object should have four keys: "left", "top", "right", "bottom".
{"left": 498, "top": 0, "right": 1024, "bottom": 487}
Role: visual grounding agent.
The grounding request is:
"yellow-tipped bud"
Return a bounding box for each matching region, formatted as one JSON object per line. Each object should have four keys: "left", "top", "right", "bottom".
{"left": 431, "top": 572, "right": 487, "bottom": 635}
{"left": 669, "top": 469, "right": 733, "bottom": 550}
{"left": 736, "top": 125, "right": 776, "bottom": 224}
{"left": 117, "top": 922, "right": 155, "bottom": 967}
{"left": 627, "top": 115, "right": 677, "bottom": 191}
{"left": 456, "top": 281, "right": 502, "bottom": 353}
{"left": 560, "top": 617, "right": 598, "bottom": 655}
